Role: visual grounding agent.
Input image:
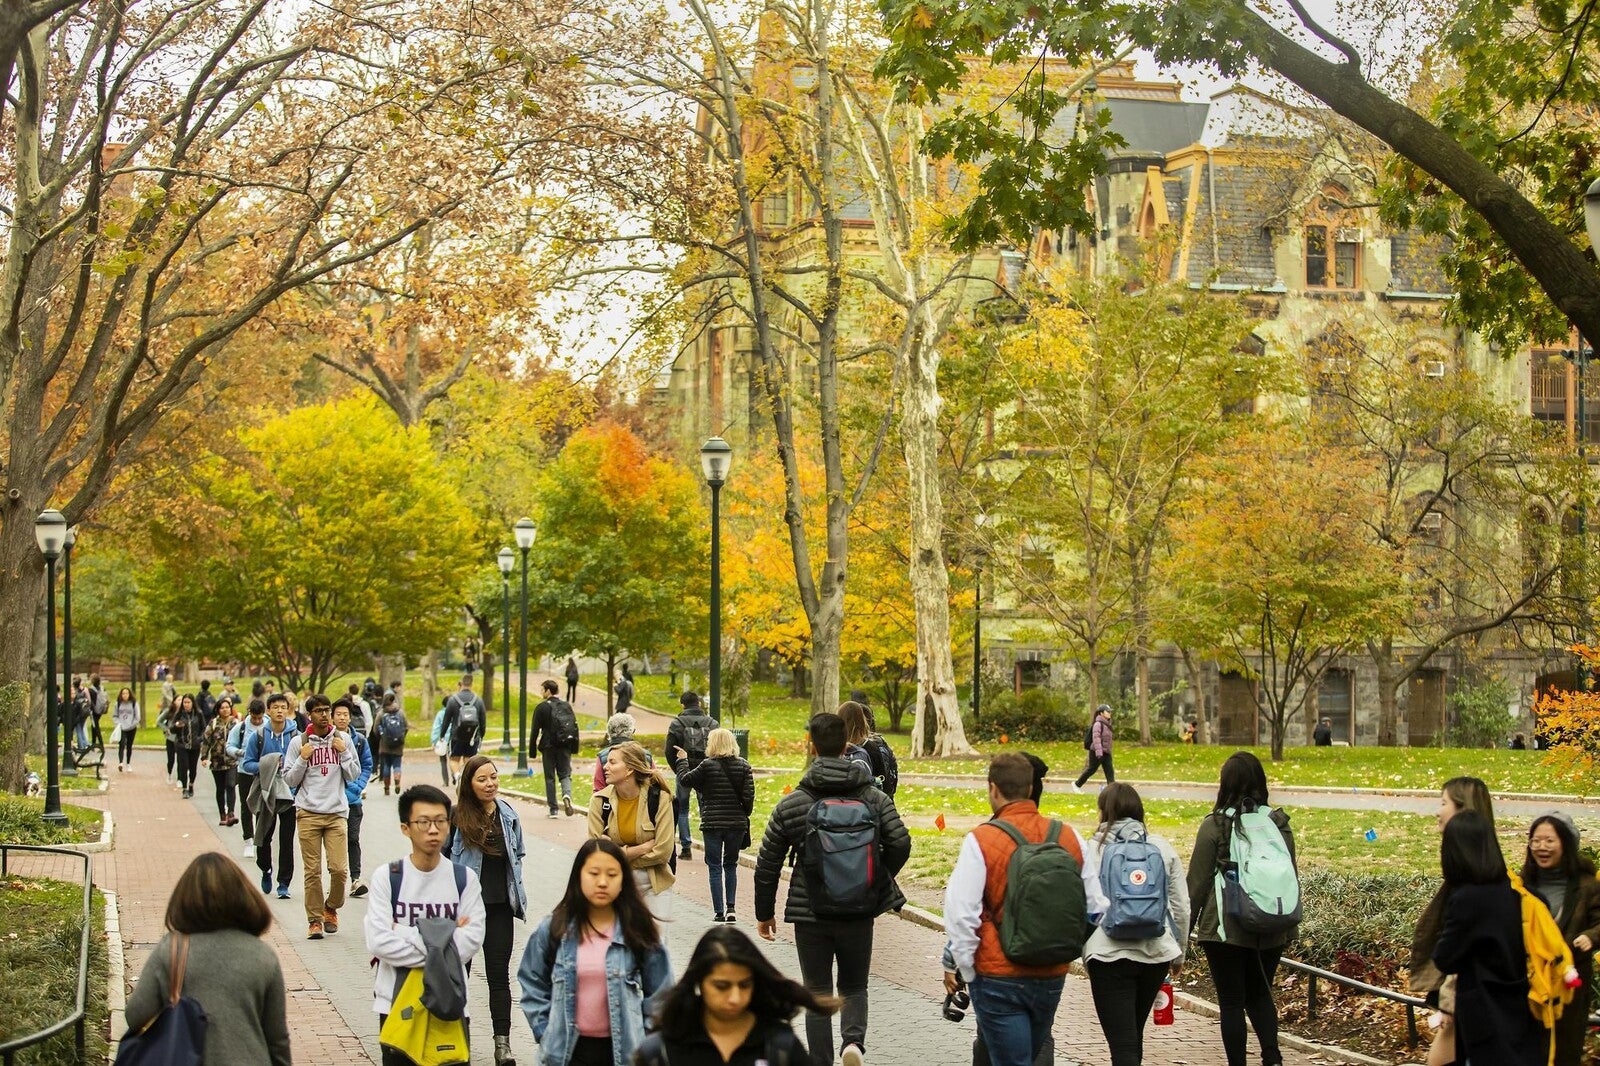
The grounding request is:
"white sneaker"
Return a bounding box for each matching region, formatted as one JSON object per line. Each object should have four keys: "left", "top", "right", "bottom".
{"left": 1071, "top": 783, "right": 1082, "bottom": 794}
{"left": 841, "top": 1045, "right": 865, "bottom": 1066}
{"left": 242, "top": 843, "right": 255, "bottom": 857}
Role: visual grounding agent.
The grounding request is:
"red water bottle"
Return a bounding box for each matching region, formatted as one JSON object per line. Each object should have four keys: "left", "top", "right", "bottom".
{"left": 1153, "top": 981, "right": 1175, "bottom": 1025}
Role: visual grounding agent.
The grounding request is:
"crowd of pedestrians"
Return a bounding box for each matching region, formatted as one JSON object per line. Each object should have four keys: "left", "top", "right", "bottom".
{"left": 116, "top": 670, "right": 1600, "bottom": 1066}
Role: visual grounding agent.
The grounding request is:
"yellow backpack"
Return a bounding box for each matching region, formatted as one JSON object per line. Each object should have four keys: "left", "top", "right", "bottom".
{"left": 1508, "top": 872, "right": 1576, "bottom": 1066}
{"left": 378, "top": 968, "right": 469, "bottom": 1066}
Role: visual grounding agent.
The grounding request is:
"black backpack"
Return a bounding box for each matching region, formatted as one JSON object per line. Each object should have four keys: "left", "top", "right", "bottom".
{"left": 454, "top": 695, "right": 481, "bottom": 730}
{"left": 549, "top": 700, "right": 580, "bottom": 754}
{"left": 1083, "top": 720, "right": 1095, "bottom": 751}
{"left": 601, "top": 784, "right": 676, "bottom": 873}
{"left": 798, "top": 793, "right": 887, "bottom": 918}
{"left": 862, "top": 734, "right": 899, "bottom": 796}
{"left": 634, "top": 1028, "right": 804, "bottom": 1066}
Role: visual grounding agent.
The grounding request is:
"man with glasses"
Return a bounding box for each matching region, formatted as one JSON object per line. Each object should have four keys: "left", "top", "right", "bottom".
{"left": 365, "top": 784, "right": 486, "bottom": 1065}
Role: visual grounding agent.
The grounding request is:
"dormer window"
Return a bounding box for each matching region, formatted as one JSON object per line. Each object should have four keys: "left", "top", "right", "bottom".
{"left": 1304, "top": 182, "right": 1362, "bottom": 289}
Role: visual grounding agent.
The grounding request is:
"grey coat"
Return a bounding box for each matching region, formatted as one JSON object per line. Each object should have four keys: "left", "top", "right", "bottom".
{"left": 122, "top": 929, "right": 290, "bottom": 1066}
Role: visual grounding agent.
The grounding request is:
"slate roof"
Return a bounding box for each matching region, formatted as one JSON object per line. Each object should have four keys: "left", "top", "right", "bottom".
{"left": 1179, "top": 154, "right": 1304, "bottom": 286}
{"left": 1388, "top": 230, "right": 1453, "bottom": 294}
{"left": 1097, "top": 97, "right": 1210, "bottom": 157}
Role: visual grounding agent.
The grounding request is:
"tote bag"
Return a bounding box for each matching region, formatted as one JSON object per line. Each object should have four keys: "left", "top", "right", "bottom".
{"left": 113, "top": 934, "right": 208, "bottom": 1066}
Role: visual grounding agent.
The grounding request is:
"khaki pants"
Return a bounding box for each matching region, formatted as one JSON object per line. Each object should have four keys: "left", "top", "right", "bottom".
{"left": 297, "top": 810, "right": 348, "bottom": 921}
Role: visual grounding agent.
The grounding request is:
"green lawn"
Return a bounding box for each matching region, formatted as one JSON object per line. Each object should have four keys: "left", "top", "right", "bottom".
{"left": 0, "top": 877, "right": 110, "bottom": 1066}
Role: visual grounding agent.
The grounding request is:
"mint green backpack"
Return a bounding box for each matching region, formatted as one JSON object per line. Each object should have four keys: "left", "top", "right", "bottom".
{"left": 1213, "top": 806, "right": 1300, "bottom": 940}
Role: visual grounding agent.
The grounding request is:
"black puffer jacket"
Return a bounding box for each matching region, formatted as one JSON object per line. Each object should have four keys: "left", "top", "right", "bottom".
{"left": 674, "top": 754, "right": 754, "bottom": 833}
{"left": 754, "top": 757, "right": 911, "bottom": 924}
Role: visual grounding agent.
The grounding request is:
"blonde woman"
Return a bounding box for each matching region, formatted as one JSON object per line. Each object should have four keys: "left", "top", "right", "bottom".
{"left": 588, "top": 741, "right": 676, "bottom": 918}
{"left": 673, "top": 728, "right": 755, "bottom": 924}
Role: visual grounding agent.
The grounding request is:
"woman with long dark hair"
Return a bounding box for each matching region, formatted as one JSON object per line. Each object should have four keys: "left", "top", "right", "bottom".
{"left": 1434, "top": 810, "right": 1542, "bottom": 1066}
{"left": 113, "top": 686, "right": 139, "bottom": 771}
{"left": 201, "top": 698, "right": 240, "bottom": 825}
{"left": 171, "top": 694, "right": 206, "bottom": 799}
{"left": 1521, "top": 812, "right": 1600, "bottom": 1066}
{"left": 122, "top": 852, "right": 290, "bottom": 1066}
{"left": 1185, "top": 751, "right": 1297, "bottom": 1066}
{"left": 447, "top": 756, "right": 528, "bottom": 1066}
{"left": 635, "top": 925, "right": 837, "bottom": 1066}
{"left": 518, "top": 838, "right": 672, "bottom": 1066}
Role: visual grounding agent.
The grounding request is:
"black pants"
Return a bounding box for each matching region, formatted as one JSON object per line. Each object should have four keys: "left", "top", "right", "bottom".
{"left": 237, "top": 773, "right": 257, "bottom": 839}
{"left": 211, "top": 768, "right": 236, "bottom": 819}
{"left": 1075, "top": 752, "right": 1114, "bottom": 788}
{"left": 165, "top": 740, "right": 177, "bottom": 776}
{"left": 795, "top": 918, "right": 874, "bottom": 1066}
{"left": 257, "top": 805, "right": 297, "bottom": 887}
{"left": 118, "top": 730, "right": 136, "bottom": 766}
{"left": 1201, "top": 942, "right": 1283, "bottom": 1066}
{"left": 542, "top": 748, "right": 573, "bottom": 812}
{"left": 347, "top": 802, "right": 364, "bottom": 880}
{"left": 480, "top": 901, "right": 514, "bottom": 1036}
{"left": 566, "top": 679, "right": 578, "bottom": 703}
{"left": 177, "top": 748, "right": 201, "bottom": 791}
{"left": 1086, "top": 958, "right": 1167, "bottom": 1066}
{"left": 569, "top": 1037, "right": 612, "bottom": 1066}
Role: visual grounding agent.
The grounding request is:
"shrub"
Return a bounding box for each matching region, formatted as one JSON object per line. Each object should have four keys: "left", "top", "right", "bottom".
{"left": 1448, "top": 676, "right": 1517, "bottom": 749}
{"left": 1292, "top": 869, "right": 1432, "bottom": 983}
{"left": 969, "top": 688, "right": 1089, "bottom": 743}
{"left": 0, "top": 797, "right": 100, "bottom": 845}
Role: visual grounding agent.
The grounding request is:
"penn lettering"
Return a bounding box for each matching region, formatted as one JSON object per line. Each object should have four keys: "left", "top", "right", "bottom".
{"left": 396, "top": 901, "right": 461, "bottom": 923}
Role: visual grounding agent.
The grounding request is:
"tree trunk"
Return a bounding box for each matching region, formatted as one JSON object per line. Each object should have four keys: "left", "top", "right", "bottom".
{"left": 605, "top": 653, "right": 616, "bottom": 716}
{"left": 1372, "top": 638, "right": 1400, "bottom": 747}
{"left": 810, "top": 589, "right": 844, "bottom": 717}
{"left": 0, "top": 514, "right": 47, "bottom": 790}
{"left": 1135, "top": 644, "right": 1152, "bottom": 746}
{"left": 421, "top": 650, "right": 439, "bottom": 724}
{"left": 1179, "top": 647, "right": 1210, "bottom": 744}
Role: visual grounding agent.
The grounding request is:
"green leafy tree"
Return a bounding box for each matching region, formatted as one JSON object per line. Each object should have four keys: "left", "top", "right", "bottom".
{"left": 147, "top": 395, "right": 477, "bottom": 694}
{"left": 525, "top": 423, "right": 707, "bottom": 711}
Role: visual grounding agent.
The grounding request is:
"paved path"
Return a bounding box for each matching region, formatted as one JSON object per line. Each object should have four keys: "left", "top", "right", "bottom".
{"left": 13, "top": 751, "right": 1382, "bottom": 1066}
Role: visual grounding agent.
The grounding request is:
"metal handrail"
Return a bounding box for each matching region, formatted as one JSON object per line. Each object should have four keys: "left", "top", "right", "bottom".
{"left": 1281, "top": 956, "right": 1600, "bottom": 1048}
{"left": 0, "top": 844, "right": 93, "bottom": 1066}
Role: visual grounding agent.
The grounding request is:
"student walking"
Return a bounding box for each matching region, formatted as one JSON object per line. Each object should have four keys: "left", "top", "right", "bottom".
{"left": 635, "top": 925, "right": 833, "bottom": 1066}
{"left": 517, "top": 838, "right": 673, "bottom": 1066}
{"left": 614, "top": 665, "right": 634, "bottom": 715}
{"left": 1521, "top": 812, "right": 1600, "bottom": 1066}
{"left": 229, "top": 699, "right": 269, "bottom": 855}
{"left": 1082, "top": 783, "right": 1189, "bottom": 1066}
{"left": 1185, "top": 752, "right": 1299, "bottom": 1066}
{"left": 244, "top": 694, "right": 302, "bottom": 896}
{"left": 157, "top": 695, "right": 179, "bottom": 785}
{"left": 113, "top": 686, "right": 139, "bottom": 771}
{"left": 365, "top": 784, "right": 487, "bottom": 1066}
{"left": 565, "top": 656, "right": 580, "bottom": 703}
{"left": 201, "top": 698, "right": 240, "bottom": 826}
{"left": 431, "top": 698, "right": 454, "bottom": 787}
{"left": 1073, "top": 704, "right": 1115, "bottom": 791}
{"left": 447, "top": 757, "right": 529, "bottom": 1066}
{"left": 334, "top": 698, "right": 374, "bottom": 899}
{"left": 530, "top": 679, "right": 579, "bottom": 818}
{"left": 673, "top": 728, "right": 754, "bottom": 924}
{"left": 375, "top": 691, "right": 409, "bottom": 796}
{"left": 442, "top": 674, "right": 487, "bottom": 781}
{"left": 943, "top": 752, "right": 1097, "bottom": 1066}
{"left": 121, "top": 852, "right": 291, "bottom": 1066}
{"left": 588, "top": 741, "right": 677, "bottom": 917}
{"left": 667, "top": 690, "right": 717, "bottom": 856}
{"left": 282, "top": 693, "right": 360, "bottom": 939}
{"left": 171, "top": 694, "right": 206, "bottom": 798}
{"left": 1433, "top": 810, "right": 1543, "bottom": 1066}
{"left": 756, "top": 712, "right": 912, "bottom": 1066}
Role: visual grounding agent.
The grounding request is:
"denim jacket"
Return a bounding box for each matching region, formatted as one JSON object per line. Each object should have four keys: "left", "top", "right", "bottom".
{"left": 518, "top": 915, "right": 672, "bottom": 1066}
{"left": 444, "top": 797, "right": 528, "bottom": 918}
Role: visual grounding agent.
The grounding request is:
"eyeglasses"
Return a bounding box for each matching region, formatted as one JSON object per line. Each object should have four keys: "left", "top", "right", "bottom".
{"left": 407, "top": 817, "right": 450, "bottom": 830}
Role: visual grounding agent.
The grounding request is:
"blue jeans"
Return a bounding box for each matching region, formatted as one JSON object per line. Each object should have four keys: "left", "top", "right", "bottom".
{"left": 674, "top": 788, "right": 692, "bottom": 850}
{"left": 969, "top": 974, "right": 1065, "bottom": 1066}
{"left": 702, "top": 828, "right": 741, "bottom": 916}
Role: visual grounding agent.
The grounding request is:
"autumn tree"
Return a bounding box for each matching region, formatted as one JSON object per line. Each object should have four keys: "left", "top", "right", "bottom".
{"left": 143, "top": 396, "right": 477, "bottom": 694}
{"left": 1164, "top": 421, "right": 1410, "bottom": 759}
{"left": 524, "top": 423, "right": 707, "bottom": 711}
{"left": 0, "top": 0, "right": 683, "bottom": 788}
{"left": 875, "top": 0, "right": 1600, "bottom": 347}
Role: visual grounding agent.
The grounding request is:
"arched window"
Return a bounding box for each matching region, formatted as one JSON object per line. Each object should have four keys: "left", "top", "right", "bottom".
{"left": 1303, "top": 182, "right": 1362, "bottom": 290}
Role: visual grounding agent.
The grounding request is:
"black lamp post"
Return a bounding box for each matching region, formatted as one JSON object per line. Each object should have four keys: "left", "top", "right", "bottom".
{"left": 972, "top": 512, "right": 990, "bottom": 721}
{"left": 1574, "top": 177, "right": 1600, "bottom": 688}
{"left": 35, "top": 509, "right": 68, "bottom": 826}
{"left": 514, "top": 518, "right": 537, "bottom": 774}
{"left": 497, "top": 547, "right": 515, "bottom": 756}
{"left": 62, "top": 524, "right": 76, "bottom": 773}
{"left": 700, "top": 437, "right": 732, "bottom": 719}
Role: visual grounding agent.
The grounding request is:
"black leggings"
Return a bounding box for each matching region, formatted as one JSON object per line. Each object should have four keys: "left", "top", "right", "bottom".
{"left": 1201, "top": 941, "right": 1283, "bottom": 1066}
{"left": 211, "top": 768, "right": 236, "bottom": 818}
{"left": 1086, "top": 957, "right": 1168, "bottom": 1066}
{"left": 165, "top": 740, "right": 177, "bottom": 775}
{"left": 177, "top": 748, "right": 201, "bottom": 790}
{"left": 480, "top": 901, "right": 515, "bottom": 1036}
{"left": 118, "top": 730, "right": 136, "bottom": 766}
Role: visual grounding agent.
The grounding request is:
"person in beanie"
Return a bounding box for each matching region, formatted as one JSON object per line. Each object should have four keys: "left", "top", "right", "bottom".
{"left": 282, "top": 693, "right": 360, "bottom": 939}
{"left": 1074, "top": 704, "right": 1115, "bottom": 791}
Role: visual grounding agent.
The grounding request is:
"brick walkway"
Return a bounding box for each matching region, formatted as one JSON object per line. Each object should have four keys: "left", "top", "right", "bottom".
{"left": 37, "top": 752, "right": 1378, "bottom": 1066}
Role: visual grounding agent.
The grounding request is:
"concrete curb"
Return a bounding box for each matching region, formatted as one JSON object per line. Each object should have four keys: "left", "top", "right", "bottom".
{"left": 67, "top": 810, "right": 114, "bottom": 854}
{"left": 104, "top": 890, "right": 126, "bottom": 1059}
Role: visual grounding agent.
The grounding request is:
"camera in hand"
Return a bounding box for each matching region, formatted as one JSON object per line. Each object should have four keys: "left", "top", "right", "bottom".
{"left": 942, "top": 987, "right": 970, "bottom": 1022}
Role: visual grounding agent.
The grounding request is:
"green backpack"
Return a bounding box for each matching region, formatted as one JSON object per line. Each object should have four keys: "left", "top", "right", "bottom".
{"left": 992, "top": 819, "right": 1088, "bottom": 966}
{"left": 1213, "top": 806, "right": 1301, "bottom": 940}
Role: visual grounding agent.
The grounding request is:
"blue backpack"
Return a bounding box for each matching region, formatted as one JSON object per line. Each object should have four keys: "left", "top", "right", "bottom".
{"left": 1098, "top": 826, "right": 1171, "bottom": 940}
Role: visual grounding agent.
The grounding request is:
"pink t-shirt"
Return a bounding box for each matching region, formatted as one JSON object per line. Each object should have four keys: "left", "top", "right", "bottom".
{"left": 574, "top": 922, "right": 613, "bottom": 1037}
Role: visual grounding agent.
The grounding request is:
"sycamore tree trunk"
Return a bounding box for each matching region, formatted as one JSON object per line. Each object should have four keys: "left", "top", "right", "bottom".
{"left": 0, "top": 541, "right": 47, "bottom": 790}
{"left": 1179, "top": 647, "right": 1211, "bottom": 744}
{"left": 1371, "top": 638, "right": 1401, "bottom": 746}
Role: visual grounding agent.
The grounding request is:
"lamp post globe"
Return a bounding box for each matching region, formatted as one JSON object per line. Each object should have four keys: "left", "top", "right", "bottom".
{"left": 513, "top": 519, "right": 536, "bottom": 774}
{"left": 700, "top": 438, "right": 733, "bottom": 721}
{"left": 33, "top": 509, "right": 69, "bottom": 826}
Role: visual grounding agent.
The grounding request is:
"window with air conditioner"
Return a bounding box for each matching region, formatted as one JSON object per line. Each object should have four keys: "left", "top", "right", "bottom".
{"left": 1419, "top": 510, "right": 1444, "bottom": 534}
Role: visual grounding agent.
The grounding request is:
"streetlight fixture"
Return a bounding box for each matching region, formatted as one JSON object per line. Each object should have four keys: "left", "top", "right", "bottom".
{"left": 496, "top": 548, "right": 515, "bottom": 756}
{"left": 33, "top": 509, "right": 68, "bottom": 826}
{"left": 513, "top": 518, "right": 537, "bottom": 774}
{"left": 62, "top": 525, "right": 77, "bottom": 773}
{"left": 700, "top": 437, "right": 733, "bottom": 719}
